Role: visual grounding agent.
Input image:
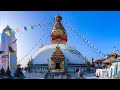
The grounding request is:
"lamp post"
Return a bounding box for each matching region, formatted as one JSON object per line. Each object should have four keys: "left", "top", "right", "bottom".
{"left": 66, "top": 59, "right": 69, "bottom": 79}
{"left": 67, "top": 59, "right": 69, "bottom": 72}
{"left": 47, "top": 59, "right": 49, "bottom": 71}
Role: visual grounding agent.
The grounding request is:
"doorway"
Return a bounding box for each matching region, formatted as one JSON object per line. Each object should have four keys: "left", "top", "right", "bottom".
{"left": 55, "top": 63, "right": 60, "bottom": 69}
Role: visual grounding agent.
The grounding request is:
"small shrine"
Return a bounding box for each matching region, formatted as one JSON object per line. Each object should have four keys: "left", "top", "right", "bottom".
{"left": 50, "top": 45, "right": 65, "bottom": 72}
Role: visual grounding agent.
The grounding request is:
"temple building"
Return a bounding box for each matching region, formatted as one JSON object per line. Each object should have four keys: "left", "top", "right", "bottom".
{"left": 50, "top": 45, "right": 65, "bottom": 72}
{"left": 30, "top": 15, "right": 86, "bottom": 77}
{"left": 102, "top": 49, "right": 120, "bottom": 67}
{"left": 94, "top": 58, "right": 106, "bottom": 69}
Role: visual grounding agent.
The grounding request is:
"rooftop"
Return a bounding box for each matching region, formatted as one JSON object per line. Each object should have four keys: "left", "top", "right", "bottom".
{"left": 3, "top": 25, "right": 12, "bottom": 31}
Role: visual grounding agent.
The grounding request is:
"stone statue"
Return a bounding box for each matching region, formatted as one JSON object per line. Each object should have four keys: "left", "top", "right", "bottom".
{"left": 5, "top": 66, "right": 12, "bottom": 78}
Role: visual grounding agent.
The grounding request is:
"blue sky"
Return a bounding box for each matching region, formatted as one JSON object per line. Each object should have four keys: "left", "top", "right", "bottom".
{"left": 0, "top": 11, "right": 120, "bottom": 67}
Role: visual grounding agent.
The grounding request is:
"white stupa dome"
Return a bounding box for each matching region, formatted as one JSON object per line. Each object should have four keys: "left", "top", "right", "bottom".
{"left": 32, "top": 44, "right": 85, "bottom": 64}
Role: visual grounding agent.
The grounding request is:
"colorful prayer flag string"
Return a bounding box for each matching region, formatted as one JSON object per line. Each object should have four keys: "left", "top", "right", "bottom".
{"left": 63, "top": 21, "right": 106, "bottom": 57}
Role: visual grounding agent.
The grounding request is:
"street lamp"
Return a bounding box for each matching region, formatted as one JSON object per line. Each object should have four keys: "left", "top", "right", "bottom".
{"left": 67, "top": 59, "right": 69, "bottom": 71}
{"left": 47, "top": 59, "right": 49, "bottom": 71}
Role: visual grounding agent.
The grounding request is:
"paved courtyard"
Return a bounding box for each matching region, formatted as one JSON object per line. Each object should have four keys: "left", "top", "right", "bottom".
{"left": 23, "top": 71, "right": 105, "bottom": 79}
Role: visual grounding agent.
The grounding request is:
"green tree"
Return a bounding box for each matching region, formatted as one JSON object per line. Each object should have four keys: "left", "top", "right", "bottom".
{"left": 27, "top": 58, "right": 33, "bottom": 73}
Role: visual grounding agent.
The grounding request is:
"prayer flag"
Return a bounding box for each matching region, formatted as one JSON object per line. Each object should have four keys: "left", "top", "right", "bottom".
{"left": 1, "top": 34, "right": 5, "bottom": 39}
{"left": 19, "top": 28, "right": 24, "bottom": 32}
{"left": 11, "top": 30, "right": 16, "bottom": 34}
{"left": 16, "top": 28, "right": 19, "bottom": 32}
{"left": 24, "top": 27, "right": 27, "bottom": 31}
{"left": 42, "top": 24, "right": 46, "bottom": 26}
{"left": 31, "top": 26, "right": 34, "bottom": 29}
{"left": 93, "top": 46, "right": 96, "bottom": 49}
{"left": 38, "top": 24, "right": 41, "bottom": 26}
{"left": 48, "top": 22, "right": 51, "bottom": 25}
{"left": 5, "top": 31, "right": 10, "bottom": 36}
{"left": 91, "top": 45, "right": 93, "bottom": 47}
{"left": 82, "top": 36, "right": 85, "bottom": 39}
{"left": 34, "top": 24, "right": 37, "bottom": 27}
{"left": 27, "top": 26, "right": 31, "bottom": 30}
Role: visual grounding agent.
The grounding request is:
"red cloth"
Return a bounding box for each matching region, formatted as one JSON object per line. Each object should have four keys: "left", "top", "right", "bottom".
{"left": 51, "top": 36, "right": 67, "bottom": 42}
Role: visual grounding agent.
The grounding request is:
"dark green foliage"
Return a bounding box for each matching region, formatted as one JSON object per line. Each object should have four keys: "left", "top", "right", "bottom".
{"left": 0, "top": 67, "right": 5, "bottom": 76}
{"left": 14, "top": 67, "right": 25, "bottom": 79}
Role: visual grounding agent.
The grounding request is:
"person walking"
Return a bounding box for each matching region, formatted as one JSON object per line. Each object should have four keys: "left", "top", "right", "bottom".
{"left": 25, "top": 67, "right": 27, "bottom": 73}
{"left": 80, "top": 68, "right": 84, "bottom": 77}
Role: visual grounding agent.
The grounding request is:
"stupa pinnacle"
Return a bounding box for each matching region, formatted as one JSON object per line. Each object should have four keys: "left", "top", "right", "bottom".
{"left": 51, "top": 15, "right": 67, "bottom": 44}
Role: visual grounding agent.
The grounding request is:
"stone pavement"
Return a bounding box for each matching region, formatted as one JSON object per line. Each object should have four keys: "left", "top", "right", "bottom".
{"left": 23, "top": 71, "right": 47, "bottom": 79}
{"left": 23, "top": 71, "right": 112, "bottom": 79}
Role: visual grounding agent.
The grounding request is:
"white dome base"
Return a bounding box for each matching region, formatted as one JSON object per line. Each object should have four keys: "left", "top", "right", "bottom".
{"left": 32, "top": 44, "right": 85, "bottom": 65}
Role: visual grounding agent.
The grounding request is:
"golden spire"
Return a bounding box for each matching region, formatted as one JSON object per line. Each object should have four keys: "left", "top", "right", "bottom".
{"left": 51, "top": 14, "right": 67, "bottom": 44}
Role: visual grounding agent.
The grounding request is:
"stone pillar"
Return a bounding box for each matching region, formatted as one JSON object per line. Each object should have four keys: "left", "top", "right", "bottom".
{"left": 9, "top": 52, "right": 17, "bottom": 76}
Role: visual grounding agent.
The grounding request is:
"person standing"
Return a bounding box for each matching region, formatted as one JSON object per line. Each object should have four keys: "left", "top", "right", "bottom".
{"left": 25, "top": 67, "right": 27, "bottom": 73}
{"left": 75, "top": 68, "right": 81, "bottom": 78}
